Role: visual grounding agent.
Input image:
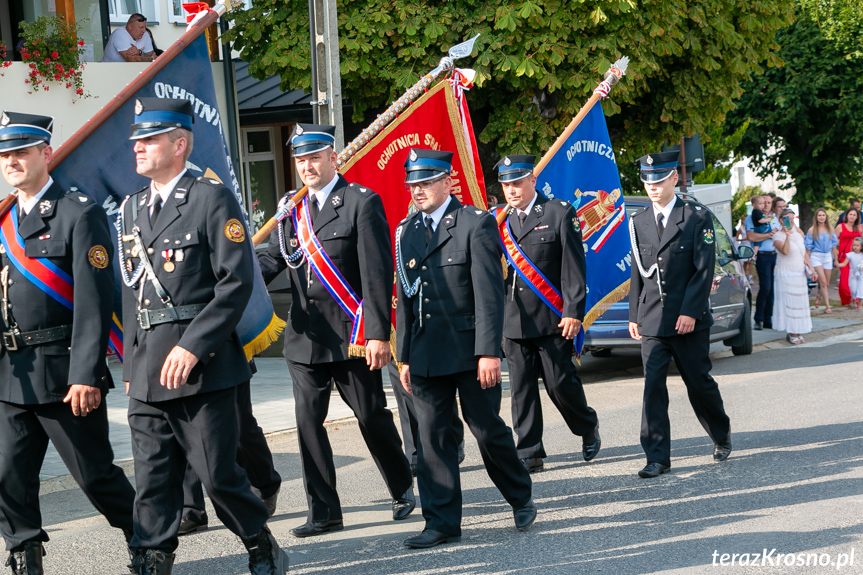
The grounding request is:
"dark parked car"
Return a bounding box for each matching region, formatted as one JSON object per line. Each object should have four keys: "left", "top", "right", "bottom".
{"left": 583, "top": 194, "right": 754, "bottom": 356}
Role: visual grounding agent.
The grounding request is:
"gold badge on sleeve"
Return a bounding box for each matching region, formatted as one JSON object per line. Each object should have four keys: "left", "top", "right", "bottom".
{"left": 88, "top": 246, "right": 109, "bottom": 269}
{"left": 224, "top": 219, "right": 245, "bottom": 243}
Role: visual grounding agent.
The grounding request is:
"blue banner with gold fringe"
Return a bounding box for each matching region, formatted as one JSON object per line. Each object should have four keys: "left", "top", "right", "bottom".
{"left": 51, "top": 35, "right": 284, "bottom": 362}
{"left": 535, "top": 104, "right": 630, "bottom": 353}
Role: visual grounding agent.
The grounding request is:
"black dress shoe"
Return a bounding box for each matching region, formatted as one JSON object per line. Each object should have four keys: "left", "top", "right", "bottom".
{"left": 521, "top": 457, "right": 544, "bottom": 473}
{"left": 392, "top": 487, "right": 416, "bottom": 520}
{"left": 582, "top": 426, "right": 601, "bottom": 462}
{"left": 763, "top": 322, "right": 772, "bottom": 329}
{"left": 263, "top": 485, "right": 280, "bottom": 517}
{"left": 713, "top": 442, "right": 732, "bottom": 462}
{"left": 403, "top": 529, "right": 461, "bottom": 549}
{"left": 178, "top": 516, "right": 208, "bottom": 536}
{"left": 753, "top": 321, "right": 763, "bottom": 330}
{"left": 289, "top": 519, "right": 344, "bottom": 538}
{"left": 513, "top": 500, "right": 537, "bottom": 532}
{"left": 638, "top": 462, "right": 671, "bottom": 478}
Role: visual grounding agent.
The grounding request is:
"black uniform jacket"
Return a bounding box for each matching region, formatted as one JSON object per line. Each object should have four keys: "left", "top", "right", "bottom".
{"left": 120, "top": 172, "right": 254, "bottom": 402}
{"left": 395, "top": 196, "right": 505, "bottom": 377}
{"left": 258, "top": 176, "right": 393, "bottom": 364}
{"left": 0, "top": 181, "right": 114, "bottom": 404}
{"left": 497, "top": 194, "right": 586, "bottom": 340}
{"left": 629, "top": 197, "right": 716, "bottom": 337}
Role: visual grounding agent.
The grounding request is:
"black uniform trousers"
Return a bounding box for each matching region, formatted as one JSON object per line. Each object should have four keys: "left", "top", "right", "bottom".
{"left": 386, "top": 361, "right": 464, "bottom": 465}
{"left": 640, "top": 330, "right": 731, "bottom": 467}
{"left": 411, "top": 370, "right": 532, "bottom": 536}
{"left": 288, "top": 359, "right": 412, "bottom": 522}
{"left": 0, "top": 399, "right": 134, "bottom": 551}
{"left": 504, "top": 335, "right": 599, "bottom": 459}
{"left": 128, "top": 386, "right": 269, "bottom": 551}
{"left": 181, "top": 381, "right": 281, "bottom": 523}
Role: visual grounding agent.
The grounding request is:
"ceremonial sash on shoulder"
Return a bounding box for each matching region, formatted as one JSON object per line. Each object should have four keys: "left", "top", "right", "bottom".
{"left": 0, "top": 205, "right": 75, "bottom": 310}
{"left": 292, "top": 197, "right": 366, "bottom": 356}
{"left": 497, "top": 209, "right": 564, "bottom": 317}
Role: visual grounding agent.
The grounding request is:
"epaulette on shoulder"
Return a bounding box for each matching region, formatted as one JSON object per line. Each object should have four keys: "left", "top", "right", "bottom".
{"left": 347, "top": 182, "right": 372, "bottom": 195}
{"left": 196, "top": 176, "right": 224, "bottom": 187}
{"left": 462, "top": 204, "right": 488, "bottom": 218}
{"left": 63, "top": 190, "right": 93, "bottom": 205}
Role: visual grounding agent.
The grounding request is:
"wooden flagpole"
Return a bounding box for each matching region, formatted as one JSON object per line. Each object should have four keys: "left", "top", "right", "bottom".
{"left": 496, "top": 57, "right": 630, "bottom": 225}
{"left": 250, "top": 35, "right": 481, "bottom": 246}
{"left": 0, "top": 2, "right": 228, "bottom": 219}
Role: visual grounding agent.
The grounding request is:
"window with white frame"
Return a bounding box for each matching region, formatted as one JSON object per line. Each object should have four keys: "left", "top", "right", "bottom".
{"left": 109, "top": 0, "right": 159, "bottom": 25}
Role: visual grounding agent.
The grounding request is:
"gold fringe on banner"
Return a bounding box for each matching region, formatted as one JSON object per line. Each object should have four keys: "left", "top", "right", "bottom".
{"left": 348, "top": 343, "right": 367, "bottom": 358}
{"left": 583, "top": 279, "right": 631, "bottom": 331}
{"left": 242, "top": 313, "right": 286, "bottom": 362}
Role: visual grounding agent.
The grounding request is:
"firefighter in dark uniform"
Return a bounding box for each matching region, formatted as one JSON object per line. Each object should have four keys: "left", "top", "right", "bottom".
{"left": 119, "top": 98, "right": 288, "bottom": 574}
{"left": 395, "top": 148, "right": 535, "bottom": 549}
{"left": 0, "top": 112, "right": 135, "bottom": 575}
{"left": 494, "top": 154, "right": 601, "bottom": 473}
{"left": 257, "top": 124, "right": 414, "bottom": 538}
{"left": 628, "top": 150, "right": 732, "bottom": 479}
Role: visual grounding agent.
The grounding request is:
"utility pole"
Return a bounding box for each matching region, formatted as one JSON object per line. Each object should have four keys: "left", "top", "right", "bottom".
{"left": 309, "top": 0, "right": 344, "bottom": 150}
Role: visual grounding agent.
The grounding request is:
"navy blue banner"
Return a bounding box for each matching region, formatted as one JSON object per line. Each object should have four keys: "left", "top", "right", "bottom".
{"left": 52, "top": 35, "right": 282, "bottom": 361}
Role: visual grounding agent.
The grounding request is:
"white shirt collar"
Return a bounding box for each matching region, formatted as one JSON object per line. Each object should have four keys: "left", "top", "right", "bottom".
{"left": 516, "top": 192, "right": 538, "bottom": 217}
{"left": 310, "top": 174, "right": 340, "bottom": 209}
{"left": 424, "top": 195, "right": 453, "bottom": 231}
{"left": 652, "top": 194, "right": 677, "bottom": 223}
{"left": 149, "top": 169, "right": 187, "bottom": 211}
{"left": 19, "top": 177, "right": 54, "bottom": 215}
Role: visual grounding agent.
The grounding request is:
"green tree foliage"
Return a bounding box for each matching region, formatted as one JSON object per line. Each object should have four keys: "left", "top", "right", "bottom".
{"left": 726, "top": 13, "right": 863, "bottom": 231}
{"left": 798, "top": 0, "right": 863, "bottom": 59}
{"left": 692, "top": 121, "right": 748, "bottom": 185}
{"left": 224, "top": 0, "right": 793, "bottom": 171}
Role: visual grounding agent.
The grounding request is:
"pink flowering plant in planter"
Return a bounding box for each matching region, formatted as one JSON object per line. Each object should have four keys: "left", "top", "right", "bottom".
{"left": 16, "top": 16, "right": 90, "bottom": 100}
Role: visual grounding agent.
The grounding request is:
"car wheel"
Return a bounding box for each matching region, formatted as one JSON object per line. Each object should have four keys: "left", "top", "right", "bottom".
{"left": 591, "top": 348, "right": 612, "bottom": 358}
{"left": 731, "top": 298, "right": 753, "bottom": 355}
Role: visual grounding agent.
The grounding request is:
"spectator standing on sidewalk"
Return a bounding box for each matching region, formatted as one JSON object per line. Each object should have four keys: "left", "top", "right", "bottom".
{"left": 836, "top": 199, "right": 861, "bottom": 225}
{"left": 835, "top": 238, "right": 863, "bottom": 307}
{"left": 836, "top": 208, "right": 862, "bottom": 306}
{"left": 804, "top": 208, "right": 838, "bottom": 313}
{"left": 746, "top": 197, "right": 782, "bottom": 330}
{"left": 773, "top": 209, "right": 812, "bottom": 344}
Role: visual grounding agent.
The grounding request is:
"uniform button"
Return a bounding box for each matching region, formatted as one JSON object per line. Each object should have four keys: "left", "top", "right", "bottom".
{"left": 308, "top": 298, "right": 315, "bottom": 304}
{"left": 144, "top": 299, "right": 151, "bottom": 306}
{"left": 425, "top": 314, "right": 431, "bottom": 319}
{"left": 209, "top": 353, "right": 215, "bottom": 357}
{"left": 6, "top": 280, "right": 12, "bottom": 286}
{"left": 175, "top": 240, "right": 181, "bottom": 245}
{"left": 163, "top": 239, "right": 169, "bottom": 244}
{"left": 447, "top": 258, "right": 452, "bottom": 262}
{"left": 147, "top": 248, "right": 155, "bottom": 255}
{"left": 661, "top": 281, "right": 666, "bottom": 285}
{"left": 423, "top": 298, "right": 429, "bottom": 303}
{"left": 421, "top": 266, "right": 427, "bottom": 271}
{"left": 41, "top": 249, "right": 47, "bottom": 254}
{"left": 519, "top": 287, "right": 524, "bottom": 292}
{"left": 422, "top": 282, "right": 428, "bottom": 287}
{"left": 658, "top": 257, "right": 663, "bottom": 261}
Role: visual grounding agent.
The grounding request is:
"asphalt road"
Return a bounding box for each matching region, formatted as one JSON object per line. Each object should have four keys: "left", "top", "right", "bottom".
{"left": 26, "top": 328, "right": 863, "bottom": 574}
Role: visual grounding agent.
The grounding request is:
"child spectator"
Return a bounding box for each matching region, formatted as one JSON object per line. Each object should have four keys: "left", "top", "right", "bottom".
{"left": 750, "top": 195, "right": 773, "bottom": 259}
{"left": 836, "top": 237, "right": 863, "bottom": 308}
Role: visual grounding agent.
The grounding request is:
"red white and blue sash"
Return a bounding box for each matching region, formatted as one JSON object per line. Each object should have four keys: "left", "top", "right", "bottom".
{"left": 0, "top": 205, "right": 75, "bottom": 310}
{"left": 292, "top": 197, "right": 366, "bottom": 356}
{"left": 497, "top": 209, "right": 564, "bottom": 317}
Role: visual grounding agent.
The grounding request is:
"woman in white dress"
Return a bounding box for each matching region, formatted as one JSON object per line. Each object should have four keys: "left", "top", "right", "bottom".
{"left": 773, "top": 208, "right": 813, "bottom": 344}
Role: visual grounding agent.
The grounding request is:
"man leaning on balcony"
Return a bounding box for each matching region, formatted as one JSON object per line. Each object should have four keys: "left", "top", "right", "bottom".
{"left": 102, "top": 13, "right": 156, "bottom": 63}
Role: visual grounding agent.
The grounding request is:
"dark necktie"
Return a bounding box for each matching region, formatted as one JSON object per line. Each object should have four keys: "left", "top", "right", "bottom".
{"left": 656, "top": 212, "right": 665, "bottom": 240}
{"left": 518, "top": 211, "right": 527, "bottom": 231}
{"left": 150, "top": 197, "right": 163, "bottom": 225}
{"left": 424, "top": 215, "right": 434, "bottom": 245}
{"left": 309, "top": 196, "right": 319, "bottom": 223}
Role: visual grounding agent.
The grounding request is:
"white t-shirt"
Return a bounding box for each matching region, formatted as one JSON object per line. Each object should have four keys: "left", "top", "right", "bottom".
{"left": 101, "top": 26, "right": 154, "bottom": 62}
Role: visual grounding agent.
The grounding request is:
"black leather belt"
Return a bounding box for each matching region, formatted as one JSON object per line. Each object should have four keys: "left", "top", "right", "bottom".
{"left": 136, "top": 303, "right": 206, "bottom": 330}
{"left": 2, "top": 324, "right": 73, "bottom": 351}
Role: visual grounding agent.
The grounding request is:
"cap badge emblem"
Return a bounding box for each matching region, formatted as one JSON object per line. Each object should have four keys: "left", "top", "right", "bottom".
{"left": 409, "top": 150, "right": 418, "bottom": 162}
{"left": 295, "top": 125, "right": 304, "bottom": 135}
{"left": 646, "top": 155, "right": 654, "bottom": 165}
{"left": 504, "top": 157, "right": 512, "bottom": 166}
{"left": 0, "top": 113, "right": 9, "bottom": 126}
{"left": 134, "top": 99, "right": 143, "bottom": 115}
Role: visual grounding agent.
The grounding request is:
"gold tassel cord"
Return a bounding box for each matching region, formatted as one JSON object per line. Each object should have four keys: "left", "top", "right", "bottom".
{"left": 242, "top": 313, "right": 286, "bottom": 362}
